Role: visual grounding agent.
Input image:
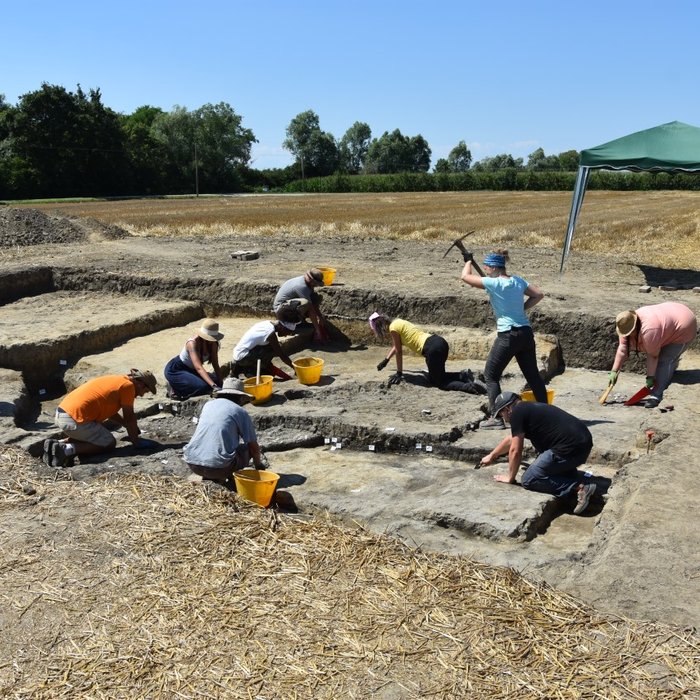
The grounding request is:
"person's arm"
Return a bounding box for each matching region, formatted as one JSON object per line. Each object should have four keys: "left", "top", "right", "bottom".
{"left": 479, "top": 434, "right": 512, "bottom": 465}
{"left": 646, "top": 353, "right": 659, "bottom": 380}
{"left": 611, "top": 338, "right": 629, "bottom": 373}
{"left": 494, "top": 434, "right": 524, "bottom": 484}
{"left": 120, "top": 405, "right": 141, "bottom": 443}
{"left": 248, "top": 440, "right": 263, "bottom": 468}
{"left": 268, "top": 333, "right": 295, "bottom": 370}
{"left": 523, "top": 284, "right": 544, "bottom": 310}
{"left": 461, "top": 260, "right": 485, "bottom": 289}
{"left": 209, "top": 344, "right": 223, "bottom": 385}
{"left": 187, "top": 340, "right": 218, "bottom": 389}
{"left": 389, "top": 331, "right": 403, "bottom": 372}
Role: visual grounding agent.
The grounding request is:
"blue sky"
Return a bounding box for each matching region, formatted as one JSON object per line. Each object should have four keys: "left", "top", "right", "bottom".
{"left": 3, "top": 1, "right": 699, "bottom": 169}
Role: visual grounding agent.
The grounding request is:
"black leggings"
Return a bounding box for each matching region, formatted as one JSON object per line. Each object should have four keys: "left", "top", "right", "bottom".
{"left": 422, "top": 335, "right": 473, "bottom": 392}
{"left": 484, "top": 326, "right": 547, "bottom": 411}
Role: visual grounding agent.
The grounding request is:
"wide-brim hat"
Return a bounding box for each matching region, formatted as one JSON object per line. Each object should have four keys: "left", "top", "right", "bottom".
{"left": 215, "top": 377, "right": 253, "bottom": 404}
{"left": 615, "top": 310, "right": 638, "bottom": 337}
{"left": 128, "top": 369, "right": 157, "bottom": 394}
{"left": 493, "top": 391, "right": 520, "bottom": 417}
{"left": 197, "top": 318, "right": 224, "bottom": 342}
{"left": 305, "top": 268, "right": 325, "bottom": 286}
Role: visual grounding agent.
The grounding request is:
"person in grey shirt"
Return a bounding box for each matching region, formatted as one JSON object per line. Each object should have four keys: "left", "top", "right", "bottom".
{"left": 183, "top": 378, "right": 264, "bottom": 483}
{"left": 273, "top": 268, "right": 329, "bottom": 342}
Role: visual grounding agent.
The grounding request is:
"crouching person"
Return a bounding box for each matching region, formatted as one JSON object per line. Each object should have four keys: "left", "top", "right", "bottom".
{"left": 478, "top": 391, "right": 597, "bottom": 515}
{"left": 183, "top": 377, "right": 265, "bottom": 484}
{"left": 45, "top": 369, "right": 157, "bottom": 467}
{"left": 231, "top": 319, "right": 298, "bottom": 380}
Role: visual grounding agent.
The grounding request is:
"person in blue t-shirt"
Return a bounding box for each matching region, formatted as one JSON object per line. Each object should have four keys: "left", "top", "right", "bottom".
{"left": 460, "top": 249, "right": 548, "bottom": 429}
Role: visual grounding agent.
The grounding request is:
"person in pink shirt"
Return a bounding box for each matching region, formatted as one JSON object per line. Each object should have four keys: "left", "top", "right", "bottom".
{"left": 608, "top": 301, "right": 697, "bottom": 407}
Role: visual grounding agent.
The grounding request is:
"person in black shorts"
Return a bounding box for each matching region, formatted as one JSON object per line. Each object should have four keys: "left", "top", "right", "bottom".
{"left": 478, "top": 391, "right": 596, "bottom": 515}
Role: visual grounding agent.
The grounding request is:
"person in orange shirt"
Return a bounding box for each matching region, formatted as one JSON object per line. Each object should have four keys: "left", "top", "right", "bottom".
{"left": 44, "top": 369, "right": 157, "bottom": 467}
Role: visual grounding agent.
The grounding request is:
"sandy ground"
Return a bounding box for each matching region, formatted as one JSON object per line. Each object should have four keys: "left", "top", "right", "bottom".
{"left": 1, "top": 216, "right": 700, "bottom": 634}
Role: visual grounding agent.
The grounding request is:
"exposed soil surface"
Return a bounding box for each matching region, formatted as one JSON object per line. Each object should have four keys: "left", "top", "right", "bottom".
{"left": 1, "top": 203, "right": 699, "bottom": 641}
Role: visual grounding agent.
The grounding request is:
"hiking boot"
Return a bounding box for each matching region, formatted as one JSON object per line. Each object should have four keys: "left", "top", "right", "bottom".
{"left": 51, "top": 441, "right": 74, "bottom": 468}
{"left": 574, "top": 483, "right": 596, "bottom": 515}
{"left": 479, "top": 417, "right": 505, "bottom": 430}
{"left": 641, "top": 396, "right": 660, "bottom": 409}
{"left": 43, "top": 439, "right": 56, "bottom": 466}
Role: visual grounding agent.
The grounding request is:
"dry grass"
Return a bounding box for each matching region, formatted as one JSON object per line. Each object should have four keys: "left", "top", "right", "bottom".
{"left": 1, "top": 445, "right": 698, "bottom": 699}
{"left": 25, "top": 190, "right": 700, "bottom": 268}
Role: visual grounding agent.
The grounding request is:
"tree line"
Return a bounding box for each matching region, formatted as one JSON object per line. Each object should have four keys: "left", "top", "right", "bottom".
{"left": 1, "top": 83, "right": 698, "bottom": 199}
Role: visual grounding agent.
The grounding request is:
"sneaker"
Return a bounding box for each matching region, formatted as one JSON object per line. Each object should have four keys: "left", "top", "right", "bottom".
{"left": 641, "top": 396, "right": 660, "bottom": 409}
{"left": 479, "top": 417, "right": 505, "bottom": 430}
{"left": 43, "top": 439, "right": 56, "bottom": 466}
{"left": 574, "top": 483, "right": 596, "bottom": 515}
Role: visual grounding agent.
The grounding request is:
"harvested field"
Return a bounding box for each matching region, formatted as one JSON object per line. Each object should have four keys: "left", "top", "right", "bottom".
{"left": 1, "top": 445, "right": 698, "bottom": 699}
{"left": 21, "top": 190, "right": 700, "bottom": 269}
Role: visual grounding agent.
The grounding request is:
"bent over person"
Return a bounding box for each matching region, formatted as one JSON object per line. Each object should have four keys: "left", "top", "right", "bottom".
{"left": 183, "top": 377, "right": 265, "bottom": 484}
{"left": 273, "top": 268, "right": 329, "bottom": 342}
{"left": 45, "top": 369, "right": 157, "bottom": 467}
{"left": 479, "top": 392, "right": 596, "bottom": 515}
{"left": 607, "top": 301, "right": 697, "bottom": 408}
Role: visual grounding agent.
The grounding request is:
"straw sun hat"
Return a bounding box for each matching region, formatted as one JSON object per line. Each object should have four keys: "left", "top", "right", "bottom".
{"left": 196, "top": 319, "right": 224, "bottom": 342}
{"left": 615, "top": 310, "right": 638, "bottom": 337}
{"left": 215, "top": 378, "right": 253, "bottom": 404}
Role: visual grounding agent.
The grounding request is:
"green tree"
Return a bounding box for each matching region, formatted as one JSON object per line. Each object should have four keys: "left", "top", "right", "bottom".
{"left": 338, "top": 121, "right": 371, "bottom": 174}
{"left": 433, "top": 158, "right": 450, "bottom": 173}
{"left": 472, "top": 153, "right": 523, "bottom": 171}
{"left": 283, "top": 110, "right": 338, "bottom": 177}
{"left": 447, "top": 140, "right": 472, "bottom": 171}
{"left": 152, "top": 102, "right": 256, "bottom": 193}
{"left": 10, "top": 83, "right": 128, "bottom": 197}
{"left": 121, "top": 106, "right": 168, "bottom": 194}
{"left": 365, "top": 129, "right": 431, "bottom": 173}
{"left": 558, "top": 149, "right": 580, "bottom": 171}
{"left": 526, "top": 147, "right": 560, "bottom": 171}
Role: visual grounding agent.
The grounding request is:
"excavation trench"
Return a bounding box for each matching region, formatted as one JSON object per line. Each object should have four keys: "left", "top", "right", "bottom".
{"left": 0, "top": 271, "right": 654, "bottom": 551}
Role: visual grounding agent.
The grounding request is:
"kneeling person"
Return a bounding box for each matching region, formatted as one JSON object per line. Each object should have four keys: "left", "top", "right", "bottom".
{"left": 273, "top": 268, "right": 329, "bottom": 342}
{"left": 183, "top": 377, "right": 265, "bottom": 483}
{"left": 232, "top": 319, "right": 297, "bottom": 379}
{"left": 46, "top": 369, "right": 157, "bottom": 467}
{"left": 479, "top": 391, "right": 596, "bottom": 515}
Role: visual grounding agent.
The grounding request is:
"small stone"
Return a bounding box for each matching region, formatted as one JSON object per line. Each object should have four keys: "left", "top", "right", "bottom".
{"left": 638, "top": 285, "right": 652, "bottom": 293}
{"left": 693, "top": 287, "right": 700, "bottom": 293}
{"left": 658, "top": 285, "right": 677, "bottom": 291}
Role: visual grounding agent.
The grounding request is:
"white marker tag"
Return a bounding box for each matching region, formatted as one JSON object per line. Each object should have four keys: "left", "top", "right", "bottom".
{"left": 368, "top": 444, "right": 375, "bottom": 451}
{"left": 59, "top": 359, "right": 67, "bottom": 366}
{"left": 39, "top": 389, "right": 46, "bottom": 395}
{"left": 584, "top": 471, "right": 592, "bottom": 477}
{"left": 161, "top": 460, "right": 169, "bottom": 465}
{"left": 330, "top": 445, "right": 337, "bottom": 451}
{"left": 158, "top": 404, "right": 164, "bottom": 410}
{"left": 336, "top": 442, "right": 342, "bottom": 449}
{"left": 426, "top": 445, "right": 433, "bottom": 452}
{"left": 331, "top": 437, "right": 338, "bottom": 443}
{"left": 415, "top": 443, "right": 422, "bottom": 450}
{"left": 324, "top": 437, "right": 331, "bottom": 444}
{"left": 192, "top": 417, "right": 198, "bottom": 424}
{"left": 385, "top": 427, "right": 395, "bottom": 433}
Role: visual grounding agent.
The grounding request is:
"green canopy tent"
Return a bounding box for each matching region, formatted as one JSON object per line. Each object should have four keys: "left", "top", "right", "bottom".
{"left": 560, "top": 121, "right": 700, "bottom": 272}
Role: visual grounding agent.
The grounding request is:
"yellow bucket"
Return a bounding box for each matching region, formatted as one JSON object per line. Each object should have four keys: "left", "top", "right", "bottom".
{"left": 293, "top": 357, "right": 324, "bottom": 385}
{"left": 521, "top": 388, "right": 554, "bottom": 404}
{"left": 233, "top": 469, "right": 280, "bottom": 507}
{"left": 243, "top": 375, "right": 273, "bottom": 404}
{"left": 317, "top": 266, "right": 336, "bottom": 286}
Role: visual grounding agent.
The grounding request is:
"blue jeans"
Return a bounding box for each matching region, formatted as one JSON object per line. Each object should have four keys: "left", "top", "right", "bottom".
{"left": 521, "top": 444, "right": 592, "bottom": 499}
{"left": 484, "top": 326, "right": 548, "bottom": 412}
{"left": 164, "top": 356, "right": 217, "bottom": 398}
{"left": 649, "top": 342, "right": 688, "bottom": 403}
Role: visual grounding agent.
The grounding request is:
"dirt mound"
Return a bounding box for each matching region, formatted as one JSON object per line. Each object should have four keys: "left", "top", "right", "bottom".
{"left": 0, "top": 207, "right": 129, "bottom": 246}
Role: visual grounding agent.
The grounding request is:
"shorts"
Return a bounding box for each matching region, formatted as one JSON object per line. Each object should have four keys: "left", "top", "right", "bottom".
{"left": 55, "top": 409, "right": 115, "bottom": 448}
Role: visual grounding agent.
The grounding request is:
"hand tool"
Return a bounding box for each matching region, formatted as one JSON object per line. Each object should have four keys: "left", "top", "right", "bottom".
{"left": 624, "top": 386, "right": 651, "bottom": 406}
{"left": 442, "top": 231, "right": 475, "bottom": 259}
{"left": 598, "top": 384, "right": 614, "bottom": 405}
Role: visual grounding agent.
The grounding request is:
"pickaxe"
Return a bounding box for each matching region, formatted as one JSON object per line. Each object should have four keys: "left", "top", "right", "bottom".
{"left": 442, "top": 231, "right": 484, "bottom": 276}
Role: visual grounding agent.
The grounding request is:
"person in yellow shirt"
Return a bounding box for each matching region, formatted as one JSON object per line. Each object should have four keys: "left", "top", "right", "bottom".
{"left": 369, "top": 313, "right": 486, "bottom": 393}
{"left": 44, "top": 369, "right": 157, "bottom": 467}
